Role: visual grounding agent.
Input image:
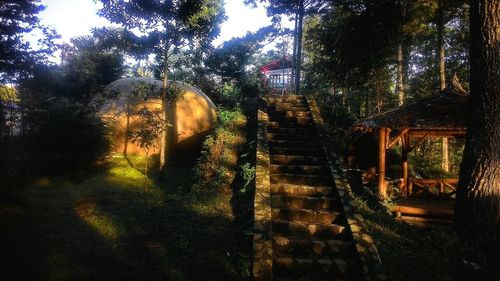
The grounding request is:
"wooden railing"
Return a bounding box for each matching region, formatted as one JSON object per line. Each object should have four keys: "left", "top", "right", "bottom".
{"left": 407, "top": 178, "right": 458, "bottom": 198}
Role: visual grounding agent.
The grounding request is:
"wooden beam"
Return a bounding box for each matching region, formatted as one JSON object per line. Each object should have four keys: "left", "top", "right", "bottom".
{"left": 410, "top": 129, "right": 466, "bottom": 138}
{"left": 397, "top": 215, "right": 453, "bottom": 225}
{"left": 408, "top": 133, "right": 430, "bottom": 153}
{"left": 378, "top": 128, "right": 387, "bottom": 198}
{"left": 391, "top": 205, "right": 454, "bottom": 218}
{"left": 387, "top": 128, "right": 409, "bottom": 149}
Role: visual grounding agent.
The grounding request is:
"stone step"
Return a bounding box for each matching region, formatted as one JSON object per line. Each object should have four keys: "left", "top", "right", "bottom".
{"left": 267, "top": 133, "right": 320, "bottom": 142}
{"left": 267, "top": 101, "right": 308, "bottom": 108}
{"left": 268, "top": 116, "right": 314, "bottom": 125}
{"left": 267, "top": 126, "right": 318, "bottom": 136}
{"left": 272, "top": 208, "right": 341, "bottom": 225}
{"left": 270, "top": 164, "right": 328, "bottom": 175}
{"left": 272, "top": 219, "right": 346, "bottom": 240}
{"left": 271, "top": 194, "right": 340, "bottom": 210}
{"left": 269, "top": 105, "right": 310, "bottom": 112}
{"left": 268, "top": 110, "right": 312, "bottom": 118}
{"left": 273, "top": 235, "right": 355, "bottom": 258}
{"left": 270, "top": 155, "right": 326, "bottom": 166}
{"left": 271, "top": 174, "right": 332, "bottom": 186}
{"left": 269, "top": 146, "right": 323, "bottom": 156}
{"left": 271, "top": 184, "right": 334, "bottom": 197}
{"left": 268, "top": 139, "right": 322, "bottom": 149}
{"left": 268, "top": 122, "right": 315, "bottom": 131}
{"left": 265, "top": 96, "right": 306, "bottom": 103}
{"left": 273, "top": 255, "right": 365, "bottom": 280}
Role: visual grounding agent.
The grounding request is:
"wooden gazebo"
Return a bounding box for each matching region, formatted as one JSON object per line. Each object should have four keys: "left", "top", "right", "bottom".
{"left": 353, "top": 82, "right": 469, "bottom": 200}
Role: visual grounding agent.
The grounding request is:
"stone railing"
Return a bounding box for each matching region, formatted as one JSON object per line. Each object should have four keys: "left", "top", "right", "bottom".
{"left": 307, "top": 97, "right": 388, "bottom": 281}
{"left": 253, "top": 98, "right": 273, "bottom": 281}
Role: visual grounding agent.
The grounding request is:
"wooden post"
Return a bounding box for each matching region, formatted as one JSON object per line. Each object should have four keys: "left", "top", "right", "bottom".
{"left": 402, "top": 131, "right": 410, "bottom": 197}
{"left": 442, "top": 137, "right": 449, "bottom": 172}
{"left": 378, "top": 128, "right": 387, "bottom": 198}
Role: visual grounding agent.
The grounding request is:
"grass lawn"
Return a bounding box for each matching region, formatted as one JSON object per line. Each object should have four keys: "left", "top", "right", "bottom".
{"left": 0, "top": 154, "right": 253, "bottom": 281}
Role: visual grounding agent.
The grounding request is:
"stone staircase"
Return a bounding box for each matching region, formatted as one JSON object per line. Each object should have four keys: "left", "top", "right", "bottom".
{"left": 264, "top": 95, "right": 364, "bottom": 281}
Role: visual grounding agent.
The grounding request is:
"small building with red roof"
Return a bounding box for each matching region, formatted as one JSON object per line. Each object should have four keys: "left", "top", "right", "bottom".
{"left": 260, "top": 57, "right": 295, "bottom": 95}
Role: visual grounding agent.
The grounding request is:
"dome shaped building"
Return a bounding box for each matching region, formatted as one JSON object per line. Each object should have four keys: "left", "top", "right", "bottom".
{"left": 96, "top": 77, "right": 217, "bottom": 156}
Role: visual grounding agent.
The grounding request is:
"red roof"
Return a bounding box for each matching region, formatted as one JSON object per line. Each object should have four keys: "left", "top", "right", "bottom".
{"left": 260, "top": 57, "right": 292, "bottom": 72}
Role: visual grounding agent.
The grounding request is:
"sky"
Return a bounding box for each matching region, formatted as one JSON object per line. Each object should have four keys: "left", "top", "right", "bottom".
{"left": 37, "top": 0, "right": 276, "bottom": 47}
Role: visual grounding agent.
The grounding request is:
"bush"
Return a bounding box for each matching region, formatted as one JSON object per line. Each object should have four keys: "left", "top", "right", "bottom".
{"left": 23, "top": 98, "right": 110, "bottom": 173}
{"left": 194, "top": 107, "right": 246, "bottom": 190}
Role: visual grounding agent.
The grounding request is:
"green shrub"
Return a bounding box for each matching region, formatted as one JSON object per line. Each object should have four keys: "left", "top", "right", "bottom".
{"left": 194, "top": 107, "right": 246, "bottom": 190}
{"left": 23, "top": 98, "right": 111, "bottom": 173}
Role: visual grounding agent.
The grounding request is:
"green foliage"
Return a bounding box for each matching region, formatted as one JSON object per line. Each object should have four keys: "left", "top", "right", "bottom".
{"left": 0, "top": 0, "right": 57, "bottom": 83}
{"left": 18, "top": 39, "right": 124, "bottom": 104}
{"left": 302, "top": 0, "right": 470, "bottom": 115}
{"left": 239, "top": 162, "right": 256, "bottom": 192}
{"left": 409, "top": 138, "right": 464, "bottom": 178}
{"left": 23, "top": 99, "right": 111, "bottom": 173}
{"left": 95, "top": 0, "right": 226, "bottom": 79}
{"left": 61, "top": 36, "right": 125, "bottom": 102}
{"left": 194, "top": 108, "right": 246, "bottom": 190}
{"left": 128, "top": 107, "right": 165, "bottom": 154}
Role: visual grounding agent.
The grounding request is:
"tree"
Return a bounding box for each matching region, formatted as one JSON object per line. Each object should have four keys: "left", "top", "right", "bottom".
{"left": 0, "top": 0, "right": 57, "bottom": 135}
{"left": 246, "top": 0, "right": 328, "bottom": 94}
{"left": 0, "top": 0, "right": 57, "bottom": 83}
{"left": 61, "top": 36, "right": 125, "bottom": 103}
{"left": 455, "top": 0, "right": 500, "bottom": 237}
{"left": 97, "top": 0, "right": 226, "bottom": 172}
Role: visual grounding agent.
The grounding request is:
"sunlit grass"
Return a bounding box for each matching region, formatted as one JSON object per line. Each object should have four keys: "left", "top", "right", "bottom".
{"left": 74, "top": 199, "right": 121, "bottom": 240}
{"left": 1, "top": 110, "right": 253, "bottom": 281}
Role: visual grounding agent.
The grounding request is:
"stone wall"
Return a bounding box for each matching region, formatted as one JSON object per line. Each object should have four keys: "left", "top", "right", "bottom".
{"left": 307, "top": 97, "right": 388, "bottom": 281}
{"left": 253, "top": 98, "right": 273, "bottom": 281}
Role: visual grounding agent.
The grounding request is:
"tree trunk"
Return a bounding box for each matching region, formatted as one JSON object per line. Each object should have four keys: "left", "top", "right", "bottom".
{"left": 291, "top": 14, "right": 298, "bottom": 94}
{"left": 331, "top": 86, "right": 336, "bottom": 117}
{"left": 375, "top": 69, "right": 383, "bottom": 113}
{"left": 442, "top": 137, "right": 449, "bottom": 172}
{"left": 0, "top": 99, "right": 4, "bottom": 138}
{"left": 295, "top": 0, "right": 304, "bottom": 95}
{"left": 160, "top": 50, "right": 170, "bottom": 173}
{"left": 437, "top": 0, "right": 446, "bottom": 92}
{"left": 123, "top": 103, "right": 131, "bottom": 157}
{"left": 397, "top": 43, "right": 405, "bottom": 106}
{"left": 437, "top": 0, "right": 449, "bottom": 173}
{"left": 455, "top": 0, "right": 500, "bottom": 237}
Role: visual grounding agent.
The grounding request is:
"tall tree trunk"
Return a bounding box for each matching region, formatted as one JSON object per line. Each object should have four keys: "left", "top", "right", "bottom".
{"left": 437, "top": 0, "right": 449, "bottom": 172}
{"left": 438, "top": 0, "right": 446, "bottom": 91}
{"left": 376, "top": 77, "right": 382, "bottom": 113}
{"left": 396, "top": 0, "right": 406, "bottom": 106}
{"left": 123, "top": 103, "right": 131, "bottom": 157}
{"left": 160, "top": 50, "right": 170, "bottom": 173}
{"left": 0, "top": 99, "right": 4, "bottom": 138}
{"left": 291, "top": 14, "right": 298, "bottom": 94}
{"left": 331, "top": 86, "right": 336, "bottom": 117}
{"left": 455, "top": 0, "right": 500, "bottom": 237}
{"left": 397, "top": 43, "right": 405, "bottom": 106}
{"left": 295, "top": 0, "right": 304, "bottom": 95}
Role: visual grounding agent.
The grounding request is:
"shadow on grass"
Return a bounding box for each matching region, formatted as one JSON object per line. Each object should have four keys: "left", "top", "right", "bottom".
{"left": 0, "top": 154, "right": 250, "bottom": 281}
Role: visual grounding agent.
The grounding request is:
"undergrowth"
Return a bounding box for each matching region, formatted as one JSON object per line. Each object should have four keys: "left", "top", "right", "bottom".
{"left": 194, "top": 107, "right": 247, "bottom": 191}
{"left": 0, "top": 102, "right": 256, "bottom": 281}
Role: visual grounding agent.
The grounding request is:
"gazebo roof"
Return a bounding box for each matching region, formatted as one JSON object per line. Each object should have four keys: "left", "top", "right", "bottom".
{"left": 354, "top": 80, "right": 469, "bottom": 131}
{"left": 260, "top": 57, "right": 292, "bottom": 72}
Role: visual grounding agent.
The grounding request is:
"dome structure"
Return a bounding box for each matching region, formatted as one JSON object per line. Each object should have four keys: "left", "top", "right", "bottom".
{"left": 97, "top": 77, "right": 217, "bottom": 155}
